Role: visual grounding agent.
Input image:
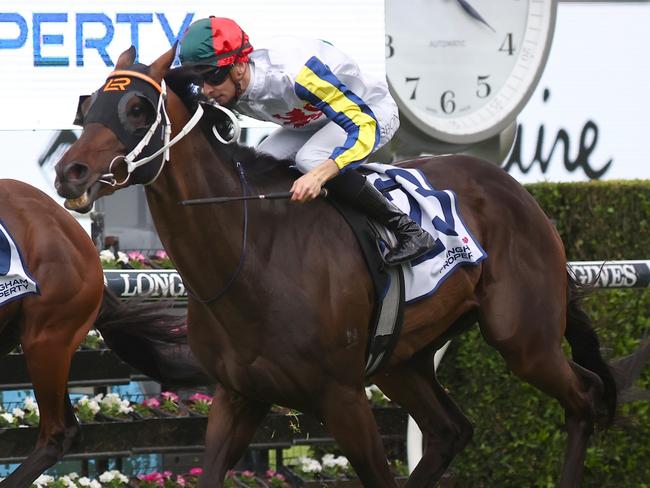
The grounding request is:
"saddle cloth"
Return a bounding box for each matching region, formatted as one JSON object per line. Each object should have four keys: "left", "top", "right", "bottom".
{"left": 0, "top": 219, "right": 39, "bottom": 307}
{"left": 363, "top": 162, "right": 487, "bottom": 303}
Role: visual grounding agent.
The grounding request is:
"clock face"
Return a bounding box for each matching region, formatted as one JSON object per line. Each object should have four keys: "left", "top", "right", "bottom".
{"left": 386, "top": 0, "right": 557, "bottom": 144}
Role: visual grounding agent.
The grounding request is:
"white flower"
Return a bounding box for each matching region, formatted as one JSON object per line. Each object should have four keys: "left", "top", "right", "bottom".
{"left": 299, "top": 456, "right": 322, "bottom": 473}
{"left": 77, "top": 396, "right": 101, "bottom": 415}
{"left": 116, "top": 251, "right": 129, "bottom": 264}
{"left": 99, "top": 470, "right": 127, "bottom": 484}
{"left": 98, "top": 471, "right": 114, "bottom": 483}
{"left": 67, "top": 473, "right": 79, "bottom": 480}
{"left": 11, "top": 408, "right": 25, "bottom": 419}
{"left": 88, "top": 401, "right": 100, "bottom": 415}
{"left": 101, "top": 393, "right": 121, "bottom": 407}
{"left": 34, "top": 474, "right": 54, "bottom": 486}
{"left": 86, "top": 329, "right": 103, "bottom": 340}
{"left": 59, "top": 475, "right": 75, "bottom": 487}
{"left": 322, "top": 453, "right": 349, "bottom": 469}
{"left": 23, "top": 397, "right": 39, "bottom": 414}
{"left": 0, "top": 413, "right": 14, "bottom": 424}
{"left": 118, "top": 401, "right": 133, "bottom": 415}
{"left": 78, "top": 477, "right": 102, "bottom": 488}
{"left": 99, "top": 249, "right": 116, "bottom": 262}
{"left": 100, "top": 394, "right": 133, "bottom": 415}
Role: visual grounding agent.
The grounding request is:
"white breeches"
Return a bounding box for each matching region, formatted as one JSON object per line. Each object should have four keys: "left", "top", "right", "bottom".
{"left": 257, "top": 98, "right": 400, "bottom": 173}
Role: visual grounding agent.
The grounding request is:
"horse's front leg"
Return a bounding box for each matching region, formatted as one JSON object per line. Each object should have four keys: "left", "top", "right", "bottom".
{"left": 1, "top": 342, "right": 81, "bottom": 488}
{"left": 199, "top": 388, "right": 270, "bottom": 487}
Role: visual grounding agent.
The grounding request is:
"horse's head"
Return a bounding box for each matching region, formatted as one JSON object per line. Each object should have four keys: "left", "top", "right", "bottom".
{"left": 55, "top": 46, "right": 176, "bottom": 213}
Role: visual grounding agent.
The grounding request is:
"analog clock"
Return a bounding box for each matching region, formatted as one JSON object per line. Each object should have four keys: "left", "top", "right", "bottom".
{"left": 386, "top": 0, "right": 557, "bottom": 144}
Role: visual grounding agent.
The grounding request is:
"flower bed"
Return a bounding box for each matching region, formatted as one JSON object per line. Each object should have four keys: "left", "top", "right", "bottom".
{"left": 100, "top": 249, "right": 174, "bottom": 270}
{"left": 1, "top": 387, "right": 398, "bottom": 428}
{"left": 18, "top": 463, "right": 408, "bottom": 488}
{"left": 18, "top": 466, "right": 400, "bottom": 488}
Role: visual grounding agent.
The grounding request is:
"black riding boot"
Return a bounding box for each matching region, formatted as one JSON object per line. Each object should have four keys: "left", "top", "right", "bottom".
{"left": 327, "top": 171, "right": 436, "bottom": 265}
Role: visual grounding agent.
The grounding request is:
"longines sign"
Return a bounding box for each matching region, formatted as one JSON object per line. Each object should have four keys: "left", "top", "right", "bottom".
{"left": 568, "top": 261, "right": 650, "bottom": 289}
{"left": 104, "top": 262, "right": 650, "bottom": 301}
{"left": 104, "top": 270, "right": 186, "bottom": 300}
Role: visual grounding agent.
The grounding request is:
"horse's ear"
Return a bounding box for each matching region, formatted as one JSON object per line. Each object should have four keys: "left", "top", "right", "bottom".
{"left": 116, "top": 46, "right": 136, "bottom": 69}
{"left": 149, "top": 44, "right": 177, "bottom": 82}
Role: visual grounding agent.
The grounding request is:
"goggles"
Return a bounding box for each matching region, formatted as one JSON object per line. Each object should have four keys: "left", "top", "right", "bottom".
{"left": 201, "top": 66, "right": 232, "bottom": 86}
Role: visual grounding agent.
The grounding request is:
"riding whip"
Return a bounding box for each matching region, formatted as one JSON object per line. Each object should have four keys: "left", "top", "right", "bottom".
{"left": 180, "top": 189, "right": 328, "bottom": 206}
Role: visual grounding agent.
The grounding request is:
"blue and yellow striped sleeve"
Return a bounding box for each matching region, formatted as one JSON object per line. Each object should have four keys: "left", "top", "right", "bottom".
{"left": 294, "top": 56, "right": 380, "bottom": 172}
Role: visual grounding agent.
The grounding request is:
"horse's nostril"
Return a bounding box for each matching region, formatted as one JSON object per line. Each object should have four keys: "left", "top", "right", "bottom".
{"left": 63, "top": 162, "right": 89, "bottom": 183}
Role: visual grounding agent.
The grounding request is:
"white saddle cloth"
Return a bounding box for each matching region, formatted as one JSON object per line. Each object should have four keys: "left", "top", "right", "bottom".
{"left": 363, "top": 162, "right": 487, "bottom": 303}
{"left": 0, "top": 220, "right": 40, "bottom": 307}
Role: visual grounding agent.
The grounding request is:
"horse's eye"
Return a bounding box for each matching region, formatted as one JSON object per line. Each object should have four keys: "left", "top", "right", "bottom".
{"left": 130, "top": 105, "right": 143, "bottom": 117}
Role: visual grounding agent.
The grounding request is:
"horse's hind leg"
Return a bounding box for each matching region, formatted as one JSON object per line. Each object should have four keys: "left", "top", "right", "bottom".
{"left": 478, "top": 280, "right": 602, "bottom": 488}
{"left": 319, "top": 385, "right": 398, "bottom": 487}
{"left": 374, "top": 352, "right": 473, "bottom": 487}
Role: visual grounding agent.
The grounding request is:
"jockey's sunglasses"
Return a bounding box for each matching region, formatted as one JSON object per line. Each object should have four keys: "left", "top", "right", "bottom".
{"left": 200, "top": 66, "right": 232, "bottom": 86}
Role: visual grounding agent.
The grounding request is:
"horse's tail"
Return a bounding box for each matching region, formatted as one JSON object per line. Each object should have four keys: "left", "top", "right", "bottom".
{"left": 94, "top": 286, "right": 213, "bottom": 388}
{"left": 564, "top": 273, "right": 617, "bottom": 424}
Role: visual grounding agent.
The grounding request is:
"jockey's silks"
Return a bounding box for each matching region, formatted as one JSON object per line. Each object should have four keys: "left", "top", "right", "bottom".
{"left": 234, "top": 37, "right": 390, "bottom": 172}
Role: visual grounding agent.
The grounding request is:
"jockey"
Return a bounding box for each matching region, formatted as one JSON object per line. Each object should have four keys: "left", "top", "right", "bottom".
{"left": 179, "top": 17, "right": 435, "bottom": 265}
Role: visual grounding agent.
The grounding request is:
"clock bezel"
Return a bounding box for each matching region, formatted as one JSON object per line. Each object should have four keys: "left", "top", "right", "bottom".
{"left": 386, "top": 0, "right": 558, "bottom": 145}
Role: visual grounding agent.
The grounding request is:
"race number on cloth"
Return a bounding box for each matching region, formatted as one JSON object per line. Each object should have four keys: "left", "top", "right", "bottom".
{"left": 363, "top": 163, "right": 487, "bottom": 303}
{"left": 0, "top": 220, "right": 39, "bottom": 307}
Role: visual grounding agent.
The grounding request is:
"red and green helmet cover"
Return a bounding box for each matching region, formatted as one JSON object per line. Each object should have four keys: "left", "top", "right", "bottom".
{"left": 179, "top": 17, "right": 253, "bottom": 69}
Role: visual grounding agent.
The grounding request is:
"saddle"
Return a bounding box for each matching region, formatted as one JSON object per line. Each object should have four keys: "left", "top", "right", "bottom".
{"left": 327, "top": 198, "right": 405, "bottom": 377}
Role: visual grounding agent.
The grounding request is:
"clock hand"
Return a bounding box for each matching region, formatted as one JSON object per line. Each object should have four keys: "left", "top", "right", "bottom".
{"left": 455, "top": 0, "right": 495, "bottom": 32}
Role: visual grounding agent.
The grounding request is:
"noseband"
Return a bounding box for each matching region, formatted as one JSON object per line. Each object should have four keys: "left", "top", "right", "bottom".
{"left": 97, "top": 69, "right": 241, "bottom": 187}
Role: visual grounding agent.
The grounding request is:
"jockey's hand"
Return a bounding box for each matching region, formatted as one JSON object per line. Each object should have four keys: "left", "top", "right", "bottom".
{"left": 290, "top": 159, "right": 339, "bottom": 203}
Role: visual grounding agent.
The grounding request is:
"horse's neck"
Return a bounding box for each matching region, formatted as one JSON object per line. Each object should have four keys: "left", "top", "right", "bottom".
{"left": 144, "top": 96, "right": 248, "bottom": 298}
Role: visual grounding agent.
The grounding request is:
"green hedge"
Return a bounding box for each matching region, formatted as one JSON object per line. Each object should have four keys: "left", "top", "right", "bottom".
{"left": 526, "top": 180, "right": 650, "bottom": 260}
{"left": 435, "top": 181, "right": 650, "bottom": 487}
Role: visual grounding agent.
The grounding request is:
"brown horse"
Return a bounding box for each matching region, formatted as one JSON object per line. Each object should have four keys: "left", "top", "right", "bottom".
{"left": 53, "top": 46, "right": 644, "bottom": 487}
{"left": 0, "top": 179, "right": 208, "bottom": 488}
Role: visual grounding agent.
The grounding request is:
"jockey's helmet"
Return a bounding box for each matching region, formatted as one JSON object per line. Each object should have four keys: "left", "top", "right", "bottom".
{"left": 179, "top": 17, "right": 253, "bottom": 85}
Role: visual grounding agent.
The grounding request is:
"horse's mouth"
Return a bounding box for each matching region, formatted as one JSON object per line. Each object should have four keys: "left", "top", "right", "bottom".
{"left": 63, "top": 180, "right": 102, "bottom": 213}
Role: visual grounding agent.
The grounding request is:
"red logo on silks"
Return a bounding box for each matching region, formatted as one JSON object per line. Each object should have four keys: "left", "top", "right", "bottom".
{"left": 272, "top": 103, "right": 323, "bottom": 128}
{"left": 462, "top": 236, "right": 469, "bottom": 244}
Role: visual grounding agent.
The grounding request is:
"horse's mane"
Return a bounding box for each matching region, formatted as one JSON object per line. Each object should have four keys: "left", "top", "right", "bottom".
{"left": 164, "top": 67, "right": 298, "bottom": 189}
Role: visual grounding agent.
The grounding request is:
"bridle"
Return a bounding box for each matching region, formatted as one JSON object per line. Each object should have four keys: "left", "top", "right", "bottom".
{"left": 96, "top": 69, "right": 241, "bottom": 187}
{"left": 92, "top": 68, "right": 248, "bottom": 304}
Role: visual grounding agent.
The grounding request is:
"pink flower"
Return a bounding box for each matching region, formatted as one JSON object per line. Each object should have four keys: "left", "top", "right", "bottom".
{"left": 266, "top": 470, "right": 285, "bottom": 481}
{"left": 161, "top": 391, "right": 179, "bottom": 402}
{"left": 127, "top": 250, "right": 146, "bottom": 263}
{"left": 176, "top": 475, "right": 186, "bottom": 487}
{"left": 188, "top": 393, "right": 212, "bottom": 404}
{"left": 143, "top": 397, "right": 160, "bottom": 408}
{"left": 153, "top": 250, "right": 168, "bottom": 260}
{"left": 162, "top": 471, "right": 172, "bottom": 479}
{"left": 241, "top": 470, "right": 255, "bottom": 478}
{"left": 188, "top": 467, "right": 203, "bottom": 476}
{"left": 140, "top": 472, "right": 163, "bottom": 482}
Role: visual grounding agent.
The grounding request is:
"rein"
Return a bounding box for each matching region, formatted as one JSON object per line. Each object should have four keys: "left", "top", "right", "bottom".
{"left": 183, "top": 161, "right": 250, "bottom": 304}
{"left": 98, "top": 69, "right": 240, "bottom": 187}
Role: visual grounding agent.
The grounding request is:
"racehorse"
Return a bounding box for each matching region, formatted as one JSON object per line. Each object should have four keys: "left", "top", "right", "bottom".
{"left": 0, "top": 179, "right": 208, "bottom": 488}
{"left": 53, "top": 46, "right": 647, "bottom": 488}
